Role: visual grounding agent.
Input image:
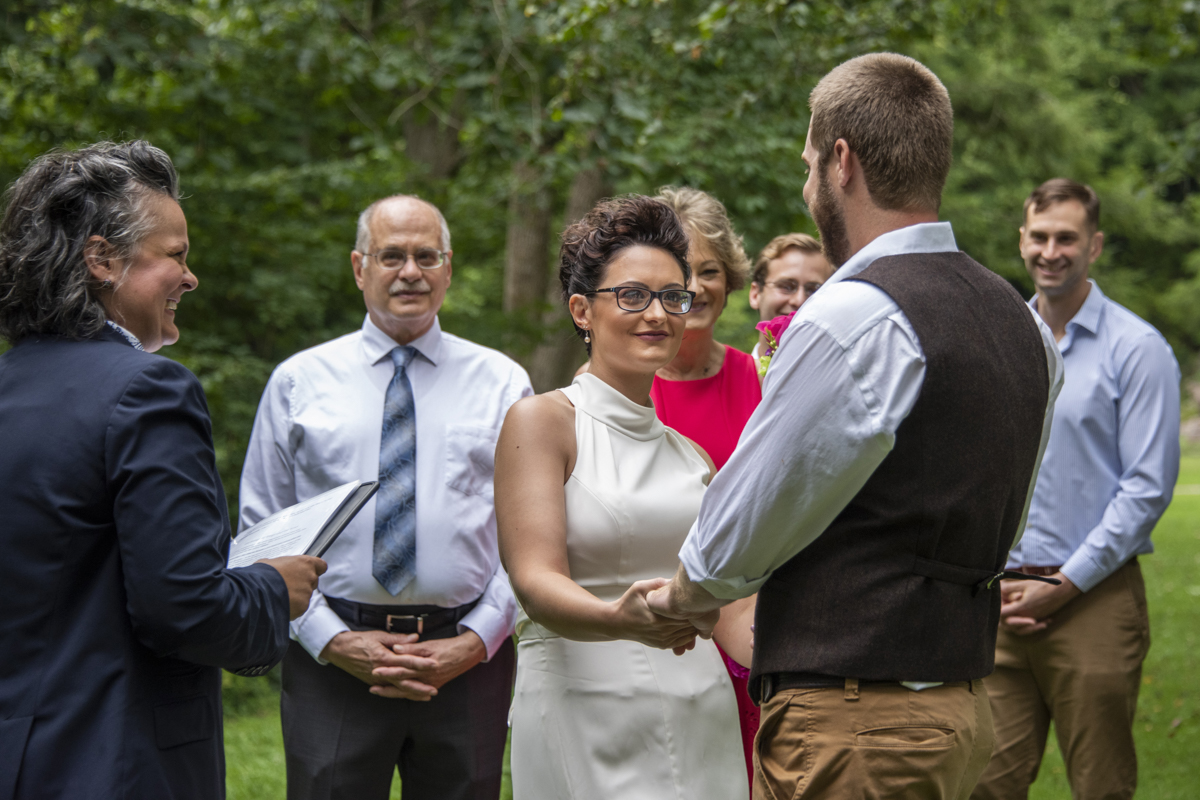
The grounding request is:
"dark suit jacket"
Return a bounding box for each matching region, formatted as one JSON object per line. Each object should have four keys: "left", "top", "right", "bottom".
{"left": 0, "top": 329, "right": 291, "bottom": 800}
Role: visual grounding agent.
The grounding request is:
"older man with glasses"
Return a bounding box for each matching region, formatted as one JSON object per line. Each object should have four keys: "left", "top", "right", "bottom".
{"left": 747, "top": 232, "right": 834, "bottom": 361}
{"left": 239, "top": 194, "right": 532, "bottom": 800}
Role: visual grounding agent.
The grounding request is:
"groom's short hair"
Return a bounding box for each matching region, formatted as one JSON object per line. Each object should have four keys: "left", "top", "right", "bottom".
{"left": 809, "top": 53, "right": 953, "bottom": 213}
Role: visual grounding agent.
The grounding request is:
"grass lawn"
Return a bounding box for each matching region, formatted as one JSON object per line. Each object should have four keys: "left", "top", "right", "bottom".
{"left": 225, "top": 456, "right": 1200, "bottom": 799}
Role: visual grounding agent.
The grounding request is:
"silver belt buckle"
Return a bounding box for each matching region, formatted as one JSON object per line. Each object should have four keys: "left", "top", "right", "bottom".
{"left": 385, "top": 614, "right": 425, "bottom": 634}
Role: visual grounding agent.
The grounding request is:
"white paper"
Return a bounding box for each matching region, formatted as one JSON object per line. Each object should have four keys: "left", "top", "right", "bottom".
{"left": 227, "top": 481, "right": 361, "bottom": 568}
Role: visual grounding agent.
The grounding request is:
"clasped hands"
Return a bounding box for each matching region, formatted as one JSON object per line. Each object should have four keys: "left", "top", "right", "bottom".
{"left": 320, "top": 628, "right": 487, "bottom": 701}
{"left": 999, "top": 572, "right": 1081, "bottom": 635}
{"left": 627, "top": 567, "right": 726, "bottom": 656}
{"left": 613, "top": 578, "right": 719, "bottom": 655}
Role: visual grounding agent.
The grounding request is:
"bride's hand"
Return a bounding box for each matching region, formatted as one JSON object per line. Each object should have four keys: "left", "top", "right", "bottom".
{"left": 610, "top": 578, "right": 704, "bottom": 652}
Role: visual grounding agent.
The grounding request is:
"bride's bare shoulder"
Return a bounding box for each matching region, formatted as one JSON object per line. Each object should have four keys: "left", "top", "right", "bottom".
{"left": 502, "top": 390, "right": 575, "bottom": 438}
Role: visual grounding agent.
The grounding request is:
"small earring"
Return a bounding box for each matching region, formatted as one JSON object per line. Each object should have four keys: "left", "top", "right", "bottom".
{"left": 584, "top": 331, "right": 591, "bottom": 344}
{"left": 101, "top": 279, "right": 113, "bottom": 289}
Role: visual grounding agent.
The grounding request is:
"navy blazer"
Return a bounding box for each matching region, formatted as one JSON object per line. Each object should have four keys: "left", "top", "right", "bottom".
{"left": 0, "top": 329, "right": 291, "bottom": 800}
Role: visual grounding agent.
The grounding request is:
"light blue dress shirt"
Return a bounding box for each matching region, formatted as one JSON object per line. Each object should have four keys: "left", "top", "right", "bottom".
{"left": 1010, "top": 280, "right": 1181, "bottom": 592}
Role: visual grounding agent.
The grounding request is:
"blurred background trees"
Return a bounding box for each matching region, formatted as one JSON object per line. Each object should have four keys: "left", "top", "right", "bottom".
{"left": 3, "top": 0, "right": 1198, "bottom": 516}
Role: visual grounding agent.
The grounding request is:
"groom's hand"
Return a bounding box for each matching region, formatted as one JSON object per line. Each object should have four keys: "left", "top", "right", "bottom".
{"left": 646, "top": 563, "right": 726, "bottom": 647}
{"left": 612, "top": 579, "right": 707, "bottom": 653}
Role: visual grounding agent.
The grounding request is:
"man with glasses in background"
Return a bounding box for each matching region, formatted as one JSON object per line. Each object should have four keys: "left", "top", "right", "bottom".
{"left": 240, "top": 195, "right": 532, "bottom": 800}
{"left": 747, "top": 233, "right": 833, "bottom": 360}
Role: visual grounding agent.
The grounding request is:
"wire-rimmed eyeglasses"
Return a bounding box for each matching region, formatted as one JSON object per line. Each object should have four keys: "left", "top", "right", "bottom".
{"left": 762, "top": 279, "right": 823, "bottom": 297}
{"left": 587, "top": 286, "right": 695, "bottom": 315}
{"left": 361, "top": 248, "right": 447, "bottom": 270}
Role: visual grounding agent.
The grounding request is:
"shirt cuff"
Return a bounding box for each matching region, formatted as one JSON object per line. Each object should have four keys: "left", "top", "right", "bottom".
{"left": 678, "top": 535, "right": 767, "bottom": 601}
{"left": 1060, "top": 549, "right": 1111, "bottom": 594}
{"left": 459, "top": 603, "right": 511, "bottom": 662}
{"left": 290, "top": 600, "right": 350, "bottom": 664}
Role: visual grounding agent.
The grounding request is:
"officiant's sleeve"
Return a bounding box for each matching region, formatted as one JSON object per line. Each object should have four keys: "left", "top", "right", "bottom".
{"left": 107, "top": 360, "right": 291, "bottom": 670}
{"left": 679, "top": 283, "right": 926, "bottom": 599}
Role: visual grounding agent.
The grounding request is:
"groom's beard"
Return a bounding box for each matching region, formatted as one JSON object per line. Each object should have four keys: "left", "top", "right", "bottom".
{"left": 811, "top": 168, "right": 852, "bottom": 269}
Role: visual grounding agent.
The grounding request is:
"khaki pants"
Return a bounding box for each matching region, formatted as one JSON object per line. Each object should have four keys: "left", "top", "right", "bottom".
{"left": 753, "top": 680, "right": 994, "bottom": 800}
{"left": 971, "top": 560, "right": 1150, "bottom": 800}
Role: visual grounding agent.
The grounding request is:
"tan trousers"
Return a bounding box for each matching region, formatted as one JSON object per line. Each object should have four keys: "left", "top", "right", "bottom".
{"left": 971, "top": 560, "right": 1150, "bottom": 800}
{"left": 753, "top": 679, "right": 994, "bottom": 800}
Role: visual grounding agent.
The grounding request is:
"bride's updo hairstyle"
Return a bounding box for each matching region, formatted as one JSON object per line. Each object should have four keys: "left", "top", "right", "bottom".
{"left": 559, "top": 195, "right": 691, "bottom": 353}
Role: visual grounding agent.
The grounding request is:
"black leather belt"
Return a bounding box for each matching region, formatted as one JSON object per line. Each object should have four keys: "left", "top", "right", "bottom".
{"left": 759, "top": 672, "right": 898, "bottom": 704}
{"left": 325, "top": 596, "right": 479, "bottom": 635}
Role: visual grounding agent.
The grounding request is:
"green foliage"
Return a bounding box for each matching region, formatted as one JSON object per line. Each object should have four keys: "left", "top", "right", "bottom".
{"left": 3, "top": 0, "right": 1199, "bottom": 516}
{"left": 915, "top": 0, "right": 1200, "bottom": 359}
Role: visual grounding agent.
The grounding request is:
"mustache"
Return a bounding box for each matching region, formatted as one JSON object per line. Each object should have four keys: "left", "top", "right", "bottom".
{"left": 388, "top": 278, "right": 431, "bottom": 296}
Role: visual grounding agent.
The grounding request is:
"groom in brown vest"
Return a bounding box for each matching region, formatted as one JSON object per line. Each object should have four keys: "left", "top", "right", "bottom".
{"left": 649, "top": 54, "right": 1063, "bottom": 799}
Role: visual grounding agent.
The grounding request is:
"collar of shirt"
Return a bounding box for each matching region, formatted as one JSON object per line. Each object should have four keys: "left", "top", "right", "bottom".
{"left": 105, "top": 320, "right": 144, "bottom": 351}
{"left": 1028, "top": 279, "right": 1105, "bottom": 354}
{"left": 824, "top": 221, "right": 958, "bottom": 288}
{"left": 360, "top": 314, "right": 443, "bottom": 368}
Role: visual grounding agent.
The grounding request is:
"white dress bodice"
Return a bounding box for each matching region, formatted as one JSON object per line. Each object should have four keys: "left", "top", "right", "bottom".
{"left": 509, "top": 374, "right": 746, "bottom": 800}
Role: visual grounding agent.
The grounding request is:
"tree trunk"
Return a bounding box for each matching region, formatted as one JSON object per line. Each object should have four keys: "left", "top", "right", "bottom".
{"left": 526, "top": 166, "right": 611, "bottom": 392}
{"left": 503, "top": 160, "right": 553, "bottom": 314}
{"left": 403, "top": 110, "right": 460, "bottom": 180}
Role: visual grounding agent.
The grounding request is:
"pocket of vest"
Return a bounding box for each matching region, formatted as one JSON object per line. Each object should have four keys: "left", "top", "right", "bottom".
{"left": 855, "top": 724, "right": 956, "bottom": 749}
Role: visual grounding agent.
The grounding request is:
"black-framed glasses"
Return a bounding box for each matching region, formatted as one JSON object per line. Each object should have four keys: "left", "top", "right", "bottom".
{"left": 588, "top": 286, "right": 696, "bottom": 314}
{"left": 362, "top": 247, "right": 447, "bottom": 270}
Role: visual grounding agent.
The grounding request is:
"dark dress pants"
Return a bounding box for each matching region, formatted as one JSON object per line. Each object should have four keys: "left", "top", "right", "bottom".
{"left": 281, "top": 633, "right": 515, "bottom": 800}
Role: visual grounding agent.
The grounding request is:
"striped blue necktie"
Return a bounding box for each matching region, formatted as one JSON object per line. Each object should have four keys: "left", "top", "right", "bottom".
{"left": 373, "top": 345, "right": 418, "bottom": 595}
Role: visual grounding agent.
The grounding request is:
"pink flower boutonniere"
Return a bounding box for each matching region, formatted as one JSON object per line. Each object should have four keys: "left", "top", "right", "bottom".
{"left": 755, "top": 311, "right": 795, "bottom": 378}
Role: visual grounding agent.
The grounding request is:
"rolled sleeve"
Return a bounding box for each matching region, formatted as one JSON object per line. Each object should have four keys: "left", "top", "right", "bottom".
{"left": 678, "top": 521, "right": 771, "bottom": 599}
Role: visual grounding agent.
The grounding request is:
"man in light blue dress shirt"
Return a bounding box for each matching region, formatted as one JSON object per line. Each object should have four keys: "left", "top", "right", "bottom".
{"left": 973, "top": 179, "right": 1181, "bottom": 800}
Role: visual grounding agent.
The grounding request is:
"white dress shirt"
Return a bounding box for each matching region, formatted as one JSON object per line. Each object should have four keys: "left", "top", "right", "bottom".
{"left": 679, "top": 222, "right": 1065, "bottom": 599}
{"left": 239, "top": 315, "right": 533, "bottom": 662}
{"left": 1011, "top": 280, "right": 1180, "bottom": 591}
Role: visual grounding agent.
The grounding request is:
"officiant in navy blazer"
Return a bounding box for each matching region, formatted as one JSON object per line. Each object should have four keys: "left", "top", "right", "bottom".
{"left": 0, "top": 141, "right": 326, "bottom": 800}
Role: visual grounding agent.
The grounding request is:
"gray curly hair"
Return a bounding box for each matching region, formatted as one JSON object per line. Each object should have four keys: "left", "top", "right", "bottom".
{"left": 0, "top": 140, "right": 179, "bottom": 343}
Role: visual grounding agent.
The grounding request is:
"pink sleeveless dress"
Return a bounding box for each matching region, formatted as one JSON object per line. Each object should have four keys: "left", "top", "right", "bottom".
{"left": 650, "top": 345, "right": 762, "bottom": 790}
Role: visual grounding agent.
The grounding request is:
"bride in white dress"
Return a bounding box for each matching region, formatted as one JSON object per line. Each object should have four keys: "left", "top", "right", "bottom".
{"left": 495, "top": 195, "right": 748, "bottom": 800}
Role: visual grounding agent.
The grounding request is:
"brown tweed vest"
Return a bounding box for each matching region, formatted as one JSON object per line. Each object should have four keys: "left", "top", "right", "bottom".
{"left": 750, "top": 250, "right": 1049, "bottom": 691}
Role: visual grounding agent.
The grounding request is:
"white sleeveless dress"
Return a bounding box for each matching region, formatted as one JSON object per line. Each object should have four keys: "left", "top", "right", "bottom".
{"left": 509, "top": 373, "right": 747, "bottom": 800}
